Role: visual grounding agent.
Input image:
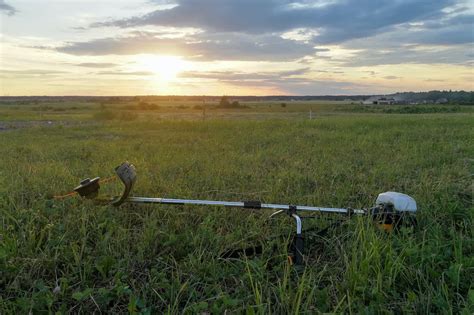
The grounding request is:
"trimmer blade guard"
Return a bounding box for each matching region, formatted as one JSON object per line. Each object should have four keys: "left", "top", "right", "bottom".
{"left": 111, "top": 162, "right": 137, "bottom": 206}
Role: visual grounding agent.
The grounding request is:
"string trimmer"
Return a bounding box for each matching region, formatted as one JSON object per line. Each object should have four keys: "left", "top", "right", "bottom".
{"left": 70, "top": 162, "right": 417, "bottom": 265}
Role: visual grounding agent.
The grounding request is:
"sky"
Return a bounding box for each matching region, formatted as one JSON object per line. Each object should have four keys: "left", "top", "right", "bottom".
{"left": 0, "top": 0, "right": 473, "bottom": 96}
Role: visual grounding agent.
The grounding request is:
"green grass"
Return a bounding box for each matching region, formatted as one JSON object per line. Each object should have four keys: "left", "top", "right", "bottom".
{"left": 0, "top": 105, "right": 473, "bottom": 313}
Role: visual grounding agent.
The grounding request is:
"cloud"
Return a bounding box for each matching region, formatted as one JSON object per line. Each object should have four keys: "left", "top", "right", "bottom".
{"left": 335, "top": 16, "right": 474, "bottom": 67}
{"left": 0, "top": 0, "right": 16, "bottom": 16}
{"left": 179, "top": 67, "right": 310, "bottom": 81}
{"left": 342, "top": 45, "right": 472, "bottom": 67}
{"left": 424, "top": 78, "right": 445, "bottom": 82}
{"left": 0, "top": 69, "right": 67, "bottom": 76}
{"left": 56, "top": 0, "right": 473, "bottom": 67}
{"left": 55, "top": 31, "right": 316, "bottom": 61}
{"left": 74, "top": 62, "right": 119, "bottom": 68}
{"left": 233, "top": 77, "right": 374, "bottom": 95}
{"left": 396, "top": 13, "right": 474, "bottom": 45}
{"left": 96, "top": 70, "right": 154, "bottom": 76}
{"left": 96, "top": 0, "right": 457, "bottom": 44}
{"left": 52, "top": 1, "right": 472, "bottom": 65}
{"left": 177, "top": 67, "right": 375, "bottom": 95}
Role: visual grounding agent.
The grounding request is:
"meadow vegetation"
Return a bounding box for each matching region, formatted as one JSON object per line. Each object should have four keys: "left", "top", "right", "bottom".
{"left": 0, "top": 100, "right": 473, "bottom": 313}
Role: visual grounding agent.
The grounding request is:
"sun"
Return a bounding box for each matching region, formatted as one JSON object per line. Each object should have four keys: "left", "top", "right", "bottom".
{"left": 138, "top": 55, "right": 185, "bottom": 81}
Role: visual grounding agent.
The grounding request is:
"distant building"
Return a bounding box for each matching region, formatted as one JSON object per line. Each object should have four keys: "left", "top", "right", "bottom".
{"left": 362, "top": 96, "right": 379, "bottom": 104}
{"left": 436, "top": 98, "right": 448, "bottom": 104}
{"left": 375, "top": 97, "right": 395, "bottom": 105}
{"left": 362, "top": 96, "right": 396, "bottom": 105}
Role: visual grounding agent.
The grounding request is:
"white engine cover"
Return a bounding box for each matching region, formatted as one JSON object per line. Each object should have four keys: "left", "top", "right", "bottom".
{"left": 376, "top": 192, "right": 417, "bottom": 212}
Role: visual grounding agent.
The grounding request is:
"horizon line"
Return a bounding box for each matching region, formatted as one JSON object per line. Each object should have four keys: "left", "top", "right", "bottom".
{"left": 1, "top": 90, "right": 472, "bottom": 98}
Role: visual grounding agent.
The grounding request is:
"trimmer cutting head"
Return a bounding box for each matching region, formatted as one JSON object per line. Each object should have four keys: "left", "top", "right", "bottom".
{"left": 73, "top": 162, "right": 136, "bottom": 205}
{"left": 73, "top": 177, "right": 100, "bottom": 199}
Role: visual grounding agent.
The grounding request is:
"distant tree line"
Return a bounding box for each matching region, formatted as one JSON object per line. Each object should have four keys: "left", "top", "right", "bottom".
{"left": 0, "top": 90, "right": 472, "bottom": 105}
{"left": 393, "top": 90, "right": 473, "bottom": 105}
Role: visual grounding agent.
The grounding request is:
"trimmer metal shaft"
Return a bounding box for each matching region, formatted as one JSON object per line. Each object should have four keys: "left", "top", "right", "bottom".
{"left": 126, "top": 196, "right": 366, "bottom": 215}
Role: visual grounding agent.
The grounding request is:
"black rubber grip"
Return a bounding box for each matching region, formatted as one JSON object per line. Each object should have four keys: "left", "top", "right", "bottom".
{"left": 244, "top": 201, "right": 262, "bottom": 209}
{"left": 293, "top": 234, "right": 304, "bottom": 265}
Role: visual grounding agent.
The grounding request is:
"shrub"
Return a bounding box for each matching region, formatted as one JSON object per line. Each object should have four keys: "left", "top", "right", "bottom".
{"left": 217, "top": 96, "right": 248, "bottom": 109}
{"left": 219, "top": 96, "right": 231, "bottom": 107}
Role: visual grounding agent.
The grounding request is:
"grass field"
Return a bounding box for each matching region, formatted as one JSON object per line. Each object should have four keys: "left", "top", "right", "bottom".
{"left": 1, "top": 101, "right": 473, "bottom": 313}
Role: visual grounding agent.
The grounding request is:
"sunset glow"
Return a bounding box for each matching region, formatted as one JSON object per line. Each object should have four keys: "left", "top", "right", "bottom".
{"left": 0, "top": 0, "right": 472, "bottom": 96}
{"left": 136, "top": 55, "right": 186, "bottom": 82}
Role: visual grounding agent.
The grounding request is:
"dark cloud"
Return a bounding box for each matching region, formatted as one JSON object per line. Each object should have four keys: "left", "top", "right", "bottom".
{"left": 55, "top": 33, "right": 182, "bottom": 56}
{"left": 55, "top": 31, "right": 316, "bottom": 61}
{"left": 49, "top": 0, "right": 472, "bottom": 68}
{"left": 338, "top": 20, "right": 474, "bottom": 66}
{"left": 422, "top": 12, "right": 473, "bottom": 29}
{"left": 342, "top": 45, "right": 472, "bottom": 67}
{"left": 96, "top": 0, "right": 457, "bottom": 44}
{"left": 384, "top": 76, "right": 399, "bottom": 80}
{"left": 0, "top": 0, "right": 16, "bottom": 16}
{"left": 414, "top": 23, "right": 473, "bottom": 45}
{"left": 392, "top": 14, "right": 474, "bottom": 45}
{"left": 191, "top": 32, "right": 316, "bottom": 61}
